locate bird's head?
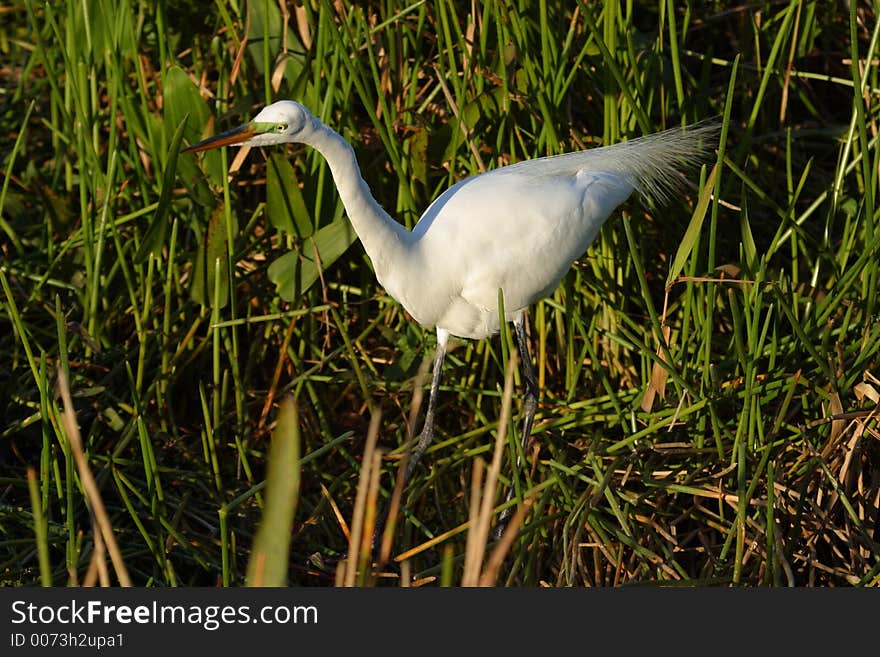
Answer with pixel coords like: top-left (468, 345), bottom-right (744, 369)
top-left (183, 100), bottom-right (316, 153)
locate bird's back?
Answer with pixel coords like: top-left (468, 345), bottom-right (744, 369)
top-left (383, 122), bottom-right (718, 339)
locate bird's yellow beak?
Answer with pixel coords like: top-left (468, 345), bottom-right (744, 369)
top-left (183, 123), bottom-right (256, 153)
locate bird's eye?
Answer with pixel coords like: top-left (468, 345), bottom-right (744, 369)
top-left (276, 124), bottom-right (287, 133)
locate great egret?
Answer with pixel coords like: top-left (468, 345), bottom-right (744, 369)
top-left (184, 100), bottom-right (717, 531)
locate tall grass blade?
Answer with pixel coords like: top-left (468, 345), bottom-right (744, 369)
top-left (246, 396), bottom-right (301, 586)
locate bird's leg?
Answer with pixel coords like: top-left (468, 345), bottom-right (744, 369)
top-left (406, 328), bottom-right (449, 481)
top-left (373, 328), bottom-right (449, 555)
top-left (513, 314), bottom-right (539, 446)
top-left (495, 313), bottom-right (538, 537)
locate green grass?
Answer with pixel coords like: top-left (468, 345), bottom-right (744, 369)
top-left (1, 0), bottom-right (879, 587)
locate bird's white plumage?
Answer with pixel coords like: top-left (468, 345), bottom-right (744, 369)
top-left (185, 99), bottom-right (717, 512)
top-left (189, 100), bottom-right (717, 340)
top-left (187, 100), bottom-right (717, 338)
top-left (398, 166), bottom-right (632, 337)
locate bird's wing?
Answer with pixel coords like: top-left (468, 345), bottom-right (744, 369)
top-left (420, 121), bottom-right (717, 222)
top-left (401, 124), bottom-right (717, 337)
top-left (414, 149), bottom-right (630, 237)
top-left (407, 161), bottom-right (633, 337)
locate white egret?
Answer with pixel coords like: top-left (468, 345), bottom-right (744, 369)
top-left (184, 100), bottom-right (717, 531)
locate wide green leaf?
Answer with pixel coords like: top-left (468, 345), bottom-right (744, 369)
top-left (246, 0), bottom-right (300, 82)
top-left (134, 113), bottom-right (187, 264)
top-left (190, 204), bottom-right (230, 308)
top-left (268, 219), bottom-right (358, 301)
top-left (665, 163), bottom-right (717, 289)
top-left (163, 65), bottom-right (222, 198)
top-left (739, 194), bottom-right (757, 275)
top-left (266, 153), bottom-right (314, 238)
top-left (245, 397), bottom-right (300, 587)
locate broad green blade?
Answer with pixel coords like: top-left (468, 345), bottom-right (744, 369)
top-left (134, 113), bottom-right (187, 264)
top-left (267, 152), bottom-right (314, 238)
top-left (666, 163), bottom-right (717, 288)
top-left (164, 65), bottom-right (223, 195)
top-left (190, 203), bottom-right (230, 308)
top-left (739, 194), bottom-right (757, 274)
top-left (268, 218), bottom-right (357, 301)
top-left (246, 397), bottom-right (300, 587)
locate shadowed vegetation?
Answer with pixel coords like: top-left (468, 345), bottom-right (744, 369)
top-left (1, 1), bottom-right (878, 586)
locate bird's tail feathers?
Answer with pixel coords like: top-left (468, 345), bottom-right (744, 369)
top-left (598, 119), bottom-right (721, 205)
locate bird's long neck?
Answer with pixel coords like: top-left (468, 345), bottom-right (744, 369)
top-left (306, 124), bottom-right (411, 276)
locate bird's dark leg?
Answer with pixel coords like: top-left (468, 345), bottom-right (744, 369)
top-left (406, 328), bottom-right (449, 481)
top-left (495, 312), bottom-right (538, 538)
top-left (373, 328), bottom-right (449, 555)
top-left (513, 314), bottom-right (539, 448)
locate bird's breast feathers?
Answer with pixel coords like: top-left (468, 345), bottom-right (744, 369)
top-left (378, 168), bottom-right (634, 339)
